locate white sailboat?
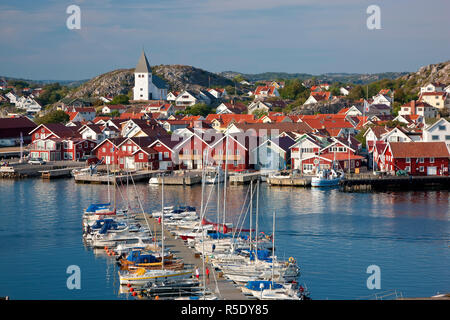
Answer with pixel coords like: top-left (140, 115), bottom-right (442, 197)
top-left (118, 178), bottom-right (192, 286)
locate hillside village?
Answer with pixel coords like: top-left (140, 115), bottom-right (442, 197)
top-left (1, 52), bottom-right (450, 177)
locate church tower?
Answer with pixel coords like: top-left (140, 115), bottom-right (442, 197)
top-left (133, 51), bottom-right (152, 101)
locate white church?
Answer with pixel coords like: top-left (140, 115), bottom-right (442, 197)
top-left (133, 51), bottom-right (168, 101)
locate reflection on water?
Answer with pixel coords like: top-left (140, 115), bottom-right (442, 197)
top-left (0, 179), bottom-right (449, 299)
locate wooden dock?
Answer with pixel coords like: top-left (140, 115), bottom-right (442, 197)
top-left (267, 176), bottom-right (311, 187)
top-left (74, 170), bottom-right (163, 184)
top-left (134, 212), bottom-right (248, 300)
top-left (229, 172), bottom-right (261, 185)
top-left (155, 175), bottom-right (202, 186)
top-left (340, 175), bottom-right (450, 192)
top-left (0, 162), bottom-right (83, 179)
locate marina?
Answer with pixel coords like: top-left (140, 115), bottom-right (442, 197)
top-left (0, 177), bottom-right (449, 300)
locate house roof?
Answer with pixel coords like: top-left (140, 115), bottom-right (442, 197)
top-left (232, 122), bottom-right (313, 136)
top-left (29, 123), bottom-right (80, 139)
top-left (389, 142), bottom-right (450, 158)
top-left (105, 104), bottom-right (127, 110)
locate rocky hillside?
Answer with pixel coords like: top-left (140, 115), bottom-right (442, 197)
top-left (397, 60), bottom-right (450, 94)
top-left (64, 65), bottom-right (234, 100)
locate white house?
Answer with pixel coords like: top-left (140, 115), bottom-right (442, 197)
top-left (247, 100), bottom-right (271, 115)
top-left (78, 124), bottom-right (107, 143)
top-left (15, 96), bottom-right (42, 113)
top-left (132, 51), bottom-right (168, 101)
top-left (340, 87), bottom-right (351, 96)
top-left (398, 101), bottom-right (438, 119)
top-left (420, 82), bottom-right (446, 94)
top-left (5, 92), bottom-right (18, 104)
top-left (102, 104), bottom-right (127, 114)
top-left (175, 90), bottom-right (198, 108)
top-left (208, 88), bottom-right (227, 99)
top-left (422, 118), bottom-right (450, 151)
top-left (371, 93), bottom-right (392, 107)
top-left (167, 92), bottom-right (179, 102)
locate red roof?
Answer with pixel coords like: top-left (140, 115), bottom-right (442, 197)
top-left (389, 142), bottom-right (450, 158)
top-left (310, 91), bottom-right (331, 101)
top-left (254, 85), bottom-right (277, 96)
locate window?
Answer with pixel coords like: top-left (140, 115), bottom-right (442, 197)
top-left (430, 157), bottom-right (434, 163)
top-left (164, 152), bottom-right (169, 158)
top-left (419, 166), bottom-right (424, 172)
top-left (102, 147), bottom-right (106, 153)
top-left (405, 166), bottom-right (411, 172)
top-left (138, 153), bottom-right (144, 160)
top-left (406, 157), bottom-right (411, 163)
top-left (41, 128), bottom-right (45, 133)
top-left (84, 142), bottom-right (88, 148)
top-left (438, 125), bottom-right (446, 131)
top-left (445, 135), bottom-right (450, 140)
top-left (432, 135), bottom-right (439, 141)
top-left (419, 158), bottom-right (424, 163)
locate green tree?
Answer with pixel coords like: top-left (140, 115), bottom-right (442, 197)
top-left (108, 94), bottom-right (129, 105)
top-left (35, 110), bottom-right (70, 125)
top-left (279, 79), bottom-right (308, 100)
top-left (183, 103), bottom-right (213, 117)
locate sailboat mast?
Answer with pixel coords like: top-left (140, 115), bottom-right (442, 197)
top-left (255, 179), bottom-right (259, 262)
top-left (107, 163), bottom-right (110, 203)
top-left (222, 135), bottom-right (229, 231)
top-left (272, 210), bottom-right (275, 287)
top-left (249, 180), bottom-right (253, 253)
top-left (161, 178), bottom-right (165, 270)
top-left (216, 165), bottom-right (220, 240)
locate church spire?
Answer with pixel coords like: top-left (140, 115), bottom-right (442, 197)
top-left (135, 50), bottom-right (151, 73)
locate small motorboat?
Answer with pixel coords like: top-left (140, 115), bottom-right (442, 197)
top-left (311, 169), bottom-right (343, 187)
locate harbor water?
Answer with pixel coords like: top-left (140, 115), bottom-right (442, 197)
top-left (0, 178), bottom-right (449, 299)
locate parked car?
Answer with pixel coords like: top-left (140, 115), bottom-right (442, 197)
top-left (28, 157), bottom-right (46, 165)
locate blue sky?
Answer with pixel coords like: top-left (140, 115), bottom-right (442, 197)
top-left (1, 0), bottom-right (449, 80)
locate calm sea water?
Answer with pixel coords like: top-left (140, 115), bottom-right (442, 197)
top-left (0, 178), bottom-right (449, 300)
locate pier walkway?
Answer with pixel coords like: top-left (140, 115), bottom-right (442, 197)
top-left (135, 211), bottom-right (248, 300)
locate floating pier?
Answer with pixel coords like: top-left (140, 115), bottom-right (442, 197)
top-left (152, 175), bottom-right (202, 185)
top-left (229, 172), bottom-right (261, 185)
top-left (340, 175), bottom-right (450, 192)
top-left (134, 212), bottom-right (248, 300)
top-left (74, 170), bottom-right (163, 184)
top-left (0, 163), bottom-right (82, 179)
top-left (266, 176), bottom-right (311, 187)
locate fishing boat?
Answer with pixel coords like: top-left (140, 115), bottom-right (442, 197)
top-left (311, 168), bottom-right (343, 187)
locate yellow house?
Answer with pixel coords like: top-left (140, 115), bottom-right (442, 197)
top-left (419, 92), bottom-right (450, 110)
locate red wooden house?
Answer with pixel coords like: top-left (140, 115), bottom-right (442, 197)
top-left (28, 123), bottom-right (97, 161)
top-left (381, 142), bottom-right (449, 176)
top-left (209, 133), bottom-right (250, 171)
top-left (299, 137), bottom-right (364, 174)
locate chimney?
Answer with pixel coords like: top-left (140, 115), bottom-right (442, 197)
top-left (410, 100), bottom-right (416, 115)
